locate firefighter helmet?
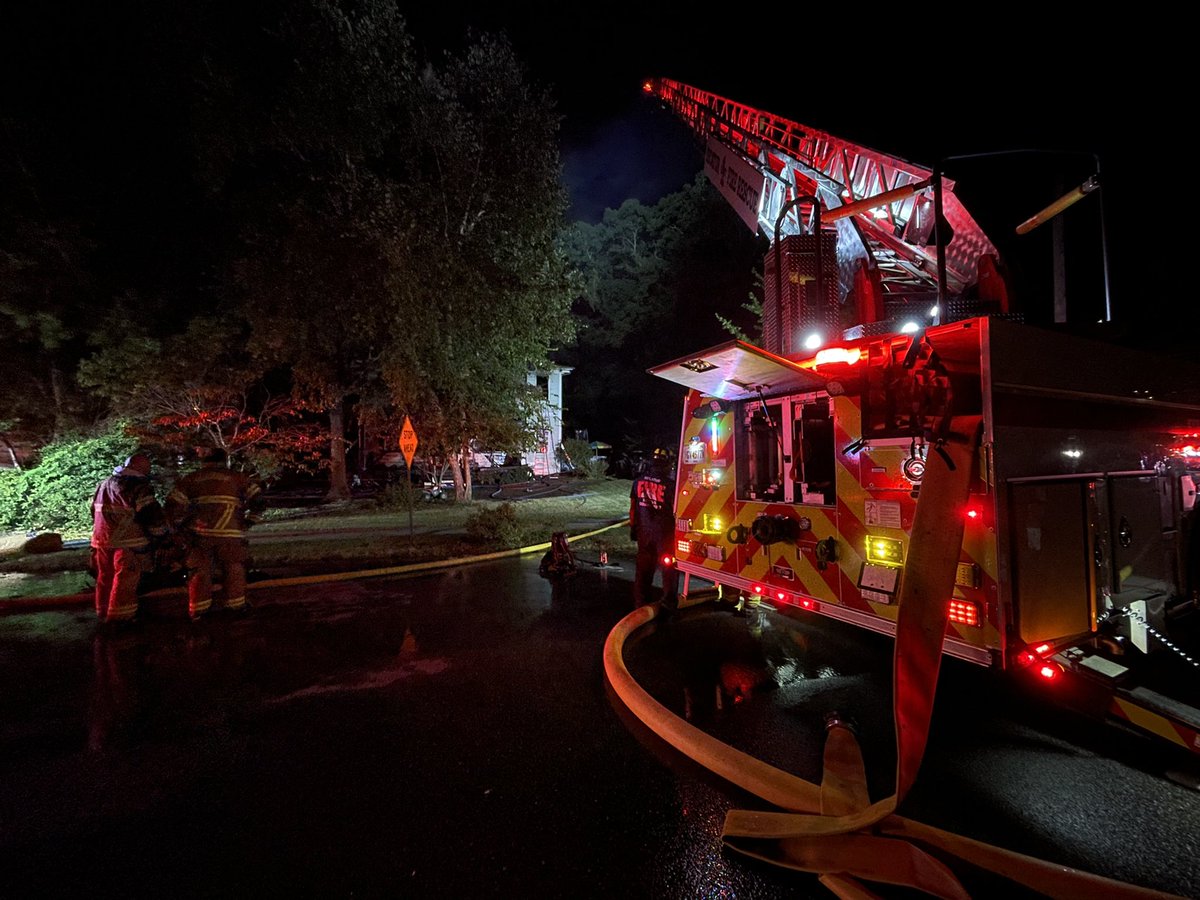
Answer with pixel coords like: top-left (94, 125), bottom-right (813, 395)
top-left (116, 453), bottom-right (152, 477)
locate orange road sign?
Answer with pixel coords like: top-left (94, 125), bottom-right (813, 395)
top-left (399, 417), bottom-right (418, 468)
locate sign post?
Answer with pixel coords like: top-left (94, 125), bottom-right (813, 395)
top-left (399, 416), bottom-right (419, 542)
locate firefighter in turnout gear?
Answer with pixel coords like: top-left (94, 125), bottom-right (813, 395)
top-left (90, 452), bottom-right (169, 624)
top-left (629, 448), bottom-right (678, 613)
top-left (166, 447), bottom-right (263, 620)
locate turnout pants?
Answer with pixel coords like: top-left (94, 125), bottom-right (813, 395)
top-left (93, 547), bottom-right (147, 622)
top-left (186, 535), bottom-right (248, 618)
top-left (634, 529), bottom-right (678, 610)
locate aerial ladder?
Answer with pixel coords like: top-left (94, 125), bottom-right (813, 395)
top-left (642, 77), bottom-right (1012, 347)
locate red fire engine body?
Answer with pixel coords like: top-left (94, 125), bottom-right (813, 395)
top-left (644, 79), bottom-right (1200, 758)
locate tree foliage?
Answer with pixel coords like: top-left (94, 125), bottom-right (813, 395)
top-left (381, 34), bottom-right (575, 499)
top-left (3, 4), bottom-right (577, 508)
top-left (0, 424), bottom-right (139, 533)
top-left (78, 314), bottom-right (325, 480)
top-left (559, 175), bottom-right (763, 454)
top-left (0, 126), bottom-right (98, 439)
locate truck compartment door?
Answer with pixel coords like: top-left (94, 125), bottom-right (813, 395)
top-left (1010, 481), bottom-right (1094, 644)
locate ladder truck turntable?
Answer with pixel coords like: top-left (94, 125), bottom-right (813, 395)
top-left (642, 77), bottom-right (1200, 759)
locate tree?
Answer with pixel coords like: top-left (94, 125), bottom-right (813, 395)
top-left (0, 125), bottom-right (97, 440)
top-left (380, 34), bottom-right (575, 500)
top-left (193, 0), bottom-right (417, 500)
top-left (78, 314), bottom-right (326, 478)
top-left (559, 176), bottom-right (763, 454)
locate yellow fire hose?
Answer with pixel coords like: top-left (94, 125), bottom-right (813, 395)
top-left (3, 520), bottom-right (630, 610)
top-left (604, 417), bottom-right (1179, 899)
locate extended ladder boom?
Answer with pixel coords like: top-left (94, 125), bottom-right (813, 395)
top-left (644, 78), bottom-right (1001, 306)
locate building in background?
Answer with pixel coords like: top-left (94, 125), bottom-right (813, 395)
top-left (473, 366), bottom-right (573, 477)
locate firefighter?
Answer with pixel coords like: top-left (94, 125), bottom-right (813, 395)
top-left (629, 448), bottom-right (678, 614)
top-left (90, 452), bottom-right (169, 625)
top-left (538, 531), bottom-right (577, 579)
top-left (166, 447), bottom-right (263, 621)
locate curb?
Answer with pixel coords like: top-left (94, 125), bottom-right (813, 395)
top-left (1, 520), bottom-right (629, 614)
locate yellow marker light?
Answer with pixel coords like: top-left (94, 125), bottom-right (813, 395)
top-left (865, 536), bottom-right (904, 565)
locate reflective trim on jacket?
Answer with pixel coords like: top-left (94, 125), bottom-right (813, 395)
top-left (91, 475), bottom-right (164, 549)
top-left (167, 466), bottom-right (259, 539)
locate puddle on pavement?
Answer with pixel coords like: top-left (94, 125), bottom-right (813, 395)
top-left (0, 570), bottom-right (92, 600)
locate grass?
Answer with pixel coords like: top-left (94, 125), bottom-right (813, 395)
top-left (0, 477), bottom-right (635, 580)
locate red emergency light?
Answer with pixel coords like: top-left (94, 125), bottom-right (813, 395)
top-left (948, 599), bottom-right (979, 626)
top-left (965, 505), bottom-right (983, 521)
top-left (752, 584), bottom-right (765, 595)
top-left (662, 555), bottom-right (675, 567)
top-left (799, 597), bottom-right (819, 611)
top-left (1015, 642), bottom-right (1057, 667)
top-left (1038, 664), bottom-right (1062, 681)
top-left (813, 347), bottom-right (863, 368)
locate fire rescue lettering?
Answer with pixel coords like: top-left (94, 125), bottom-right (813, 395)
top-left (637, 480), bottom-right (667, 510)
top-left (703, 139), bottom-right (762, 232)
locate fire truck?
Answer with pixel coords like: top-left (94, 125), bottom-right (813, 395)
top-left (642, 78), bottom-right (1200, 758)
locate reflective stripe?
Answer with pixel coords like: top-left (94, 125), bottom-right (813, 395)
top-left (225, 596), bottom-right (246, 609)
top-left (245, 484), bottom-right (262, 498)
top-left (193, 528), bottom-right (243, 538)
top-left (167, 489), bottom-right (188, 503)
top-left (195, 494), bottom-right (239, 503)
top-left (190, 598), bottom-right (213, 614)
top-left (103, 537), bottom-right (149, 549)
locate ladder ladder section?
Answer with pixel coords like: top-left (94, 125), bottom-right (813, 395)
top-left (646, 78), bottom-right (999, 301)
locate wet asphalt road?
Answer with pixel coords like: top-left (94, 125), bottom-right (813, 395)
top-left (1, 557), bottom-right (1198, 899)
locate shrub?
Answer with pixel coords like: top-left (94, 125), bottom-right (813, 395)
top-left (464, 502), bottom-right (522, 546)
top-left (475, 464), bottom-right (534, 487)
top-left (377, 481), bottom-right (417, 510)
top-left (559, 438), bottom-right (607, 479)
top-left (1, 426), bottom-right (140, 534)
top-left (0, 470), bottom-right (30, 532)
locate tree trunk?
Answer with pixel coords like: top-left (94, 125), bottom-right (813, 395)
top-left (450, 443), bottom-right (474, 502)
top-left (0, 435), bottom-right (21, 471)
top-left (326, 404), bottom-right (350, 501)
top-left (49, 362), bottom-right (67, 439)
top-left (461, 443), bottom-right (473, 502)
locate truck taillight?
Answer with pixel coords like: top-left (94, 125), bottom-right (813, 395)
top-left (752, 584), bottom-right (765, 595)
top-left (799, 597), bottom-right (819, 611)
top-left (662, 555), bottom-right (675, 567)
top-left (1038, 663), bottom-right (1062, 681)
top-left (948, 599), bottom-right (979, 626)
top-left (1016, 643), bottom-right (1054, 667)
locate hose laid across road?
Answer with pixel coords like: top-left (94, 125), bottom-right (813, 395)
top-left (1, 519), bottom-right (630, 612)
